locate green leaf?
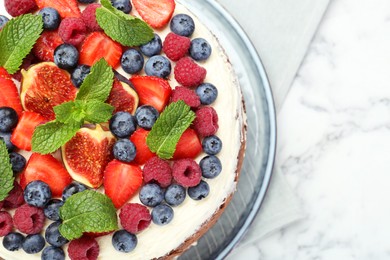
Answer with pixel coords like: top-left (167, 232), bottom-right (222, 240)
top-left (0, 14), bottom-right (43, 74)
top-left (54, 101), bottom-right (85, 124)
top-left (147, 101), bottom-right (195, 159)
top-left (76, 59), bottom-right (114, 102)
top-left (0, 141), bottom-right (14, 201)
top-left (84, 101), bottom-right (114, 123)
top-left (96, 0), bottom-right (154, 46)
top-left (59, 190), bottom-right (118, 240)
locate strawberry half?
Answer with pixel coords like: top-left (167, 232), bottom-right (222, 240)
top-left (33, 30), bottom-right (64, 62)
top-left (130, 128), bottom-right (155, 165)
top-left (35, 0), bottom-right (81, 18)
top-left (0, 69), bottom-right (23, 117)
top-left (10, 111), bottom-right (46, 151)
top-left (133, 0), bottom-right (175, 29)
top-left (79, 32), bottom-right (122, 68)
top-left (20, 153), bottom-right (73, 197)
top-left (130, 75), bottom-right (172, 112)
top-left (104, 160), bottom-right (143, 208)
top-left (173, 128), bottom-right (202, 160)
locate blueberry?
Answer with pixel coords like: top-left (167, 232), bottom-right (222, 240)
top-left (190, 38), bottom-right (212, 61)
top-left (188, 180), bottom-right (210, 200)
top-left (54, 44), bottom-right (79, 70)
top-left (196, 83), bottom-right (218, 105)
top-left (202, 135), bottom-right (222, 155)
top-left (0, 107), bottom-right (18, 132)
top-left (3, 232), bottom-right (24, 251)
top-left (62, 182), bottom-right (88, 201)
top-left (121, 49), bottom-right (144, 74)
top-left (0, 15), bottom-right (9, 30)
top-left (78, 0), bottom-right (96, 3)
top-left (140, 33), bottom-right (162, 57)
top-left (111, 0), bottom-right (132, 14)
top-left (38, 7), bottom-right (61, 30)
top-left (22, 234), bottom-right (45, 254)
top-left (41, 246), bottom-right (65, 260)
top-left (135, 105), bottom-right (159, 130)
top-left (200, 155), bottom-right (222, 179)
top-left (24, 180), bottom-right (52, 207)
top-left (113, 139), bottom-right (136, 163)
top-left (109, 111), bottom-right (137, 138)
top-left (151, 204), bottom-right (174, 225)
top-left (9, 152), bottom-right (26, 174)
top-left (71, 65), bottom-right (91, 88)
top-left (164, 184), bottom-right (186, 206)
top-left (45, 221), bottom-right (69, 247)
top-left (145, 55), bottom-right (171, 78)
top-left (112, 230), bottom-right (137, 253)
top-left (170, 14), bottom-right (195, 37)
top-left (44, 199), bottom-right (64, 221)
top-left (139, 183), bottom-right (164, 207)
top-left (0, 131), bottom-right (15, 152)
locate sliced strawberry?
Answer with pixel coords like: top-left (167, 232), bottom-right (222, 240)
top-left (35, 0), bottom-right (81, 18)
top-left (33, 30), bottom-right (64, 62)
top-left (133, 0), bottom-right (175, 29)
top-left (10, 111), bottom-right (47, 151)
top-left (0, 72), bottom-right (23, 117)
top-left (130, 75), bottom-right (172, 112)
top-left (20, 153), bottom-right (73, 197)
top-left (130, 128), bottom-right (155, 165)
top-left (173, 128), bottom-right (202, 160)
top-left (104, 160), bottom-right (143, 208)
top-left (79, 32), bottom-right (122, 68)
top-left (0, 67), bottom-right (12, 80)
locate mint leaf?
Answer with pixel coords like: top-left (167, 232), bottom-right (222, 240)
top-left (147, 101), bottom-right (195, 159)
top-left (59, 190), bottom-right (118, 240)
top-left (96, 0), bottom-right (154, 46)
top-left (76, 59), bottom-right (114, 102)
top-left (0, 14), bottom-right (43, 74)
top-left (53, 101), bottom-right (84, 123)
top-left (0, 141), bottom-right (14, 201)
top-left (84, 101), bottom-right (114, 123)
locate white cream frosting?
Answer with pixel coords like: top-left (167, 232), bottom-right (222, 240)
top-left (0, 2), bottom-right (245, 259)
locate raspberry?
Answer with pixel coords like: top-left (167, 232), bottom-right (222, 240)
top-left (58, 17), bottom-right (87, 46)
top-left (0, 211), bottom-right (13, 236)
top-left (163, 32), bottom-right (191, 61)
top-left (143, 157), bottom-right (172, 188)
top-left (171, 86), bottom-right (200, 109)
top-left (68, 236), bottom-right (99, 260)
top-left (81, 4), bottom-right (102, 32)
top-left (4, 0), bottom-right (37, 17)
top-left (119, 203), bottom-right (151, 234)
top-left (174, 57), bottom-right (207, 88)
top-left (3, 181), bottom-right (24, 209)
top-left (193, 107), bottom-right (219, 137)
top-left (13, 204), bottom-right (45, 234)
top-left (0, 201), bottom-right (3, 210)
top-left (172, 159), bottom-right (202, 187)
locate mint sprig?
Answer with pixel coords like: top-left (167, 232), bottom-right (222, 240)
top-left (59, 190), bottom-right (118, 240)
top-left (0, 141), bottom-right (14, 201)
top-left (96, 0), bottom-right (154, 46)
top-left (0, 14), bottom-right (43, 74)
top-left (147, 101), bottom-right (195, 159)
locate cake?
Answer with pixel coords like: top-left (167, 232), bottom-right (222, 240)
top-left (0, 0), bottom-right (246, 259)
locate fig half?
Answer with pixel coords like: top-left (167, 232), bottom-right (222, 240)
top-left (107, 79), bottom-right (139, 115)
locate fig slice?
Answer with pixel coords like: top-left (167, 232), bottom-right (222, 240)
top-left (107, 79), bottom-right (139, 115)
top-left (21, 62), bottom-right (78, 120)
top-left (61, 125), bottom-right (116, 188)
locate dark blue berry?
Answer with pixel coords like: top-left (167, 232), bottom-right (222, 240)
top-left (121, 49), bottom-right (144, 74)
top-left (0, 15), bottom-right (9, 30)
top-left (41, 246), bottom-right (65, 260)
top-left (196, 83), bottom-right (218, 105)
top-left (139, 183), bottom-right (164, 207)
top-left (112, 230), bottom-right (137, 253)
top-left (140, 33), bottom-right (162, 57)
top-left (200, 155), bottom-right (222, 179)
top-left (111, 0), bottom-right (132, 14)
top-left (23, 180), bottom-right (52, 208)
top-left (188, 180), bottom-right (209, 200)
top-left (113, 139), bottom-right (136, 163)
top-left (202, 135), bottom-right (222, 155)
top-left (2, 232), bottom-right (24, 251)
top-left (9, 152), bottom-right (26, 174)
top-left (45, 221), bottom-right (69, 247)
top-left (151, 204), bottom-right (174, 225)
top-left (0, 107), bottom-right (18, 132)
top-left (38, 7), bottom-right (61, 30)
top-left (135, 105), bottom-right (159, 130)
top-left (164, 184), bottom-right (186, 206)
top-left (190, 38), bottom-right (212, 61)
top-left (145, 55), bottom-right (171, 78)
top-left (62, 182), bottom-right (88, 201)
top-left (44, 199), bottom-right (64, 221)
top-left (22, 234), bottom-right (45, 254)
top-left (71, 65), bottom-right (91, 88)
top-left (109, 111), bottom-right (136, 138)
top-left (54, 44), bottom-right (79, 70)
top-left (0, 131), bottom-right (15, 152)
top-left (78, 0), bottom-right (96, 3)
top-left (170, 14), bottom-right (195, 37)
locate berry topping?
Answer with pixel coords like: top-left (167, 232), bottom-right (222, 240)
top-left (135, 105), bottom-right (159, 130)
top-left (145, 55), bottom-right (172, 79)
top-left (4, 0), bottom-right (37, 17)
top-left (142, 156), bottom-right (172, 188)
top-left (119, 203), bottom-right (151, 234)
top-left (23, 180), bottom-right (52, 208)
top-left (9, 152), bottom-right (26, 174)
top-left (2, 232), bottom-right (24, 252)
top-left (170, 14), bottom-right (195, 37)
top-left (3, 181), bottom-right (24, 209)
top-left (200, 155), bottom-right (222, 179)
top-left (81, 3), bottom-right (102, 32)
top-left (193, 106), bottom-right (219, 137)
top-left (139, 183), bottom-right (164, 207)
top-left (174, 57), bottom-right (207, 88)
top-left (202, 135), bottom-right (222, 155)
top-left (45, 221), bottom-right (69, 247)
top-left (173, 128), bottom-right (202, 160)
top-left (133, 0), bottom-right (175, 29)
top-left (54, 43), bottom-right (79, 69)
top-left (151, 204), bottom-right (174, 225)
top-left (71, 64), bottom-right (91, 88)
top-left (190, 38), bottom-right (212, 61)
top-left (196, 83), bottom-right (218, 105)
top-left (33, 30), bottom-right (64, 62)
top-left (39, 7), bottom-right (61, 30)
top-left (0, 107), bottom-right (18, 132)
top-left (140, 33), bottom-right (162, 57)
top-left (112, 230), bottom-right (137, 253)
top-left (171, 86), bottom-right (201, 109)
top-left (163, 32), bottom-right (191, 61)
top-left (111, 0), bottom-right (132, 14)
top-left (13, 204), bottom-right (45, 234)
top-left (109, 111), bottom-right (137, 138)
top-left (22, 234), bottom-right (45, 254)
top-left (188, 180), bottom-right (210, 200)
top-left (58, 17), bottom-right (87, 46)
top-left (165, 184), bottom-right (186, 206)
top-left (0, 15), bottom-right (9, 30)
top-left (0, 211), bottom-right (13, 236)
top-left (35, 0), bottom-right (81, 19)
top-left (121, 48), bottom-right (144, 74)
top-left (68, 236), bottom-right (99, 260)
top-left (43, 199), bottom-right (64, 221)
top-left (62, 182), bottom-right (88, 201)
top-left (112, 139), bottom-right (137, 163)
top-left (41, 246), bottom-right (65, 260)
top-left (172, 159), bottom-right (202, 187)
